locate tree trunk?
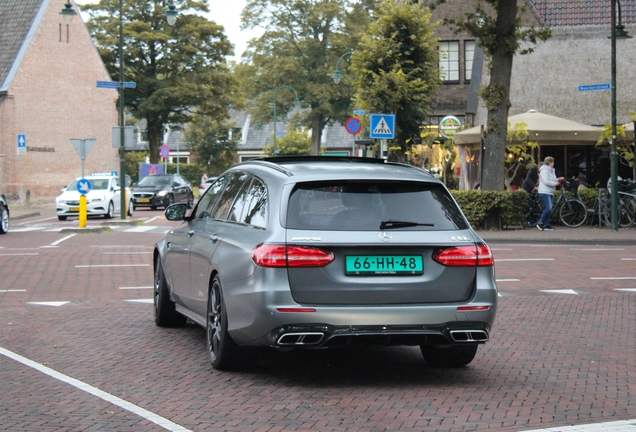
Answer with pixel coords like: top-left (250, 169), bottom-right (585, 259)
top-left (147, 118), bottom-right (163, 164)
top-left (310, 114), bottom-right (324, 156)
top-left (480, 0), bottom-right (517, 191)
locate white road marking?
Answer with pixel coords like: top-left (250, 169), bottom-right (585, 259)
top-left (0, 289), bottom-right (27, 293)
top-left (591, 276), bottom-right (636, 280)
top-left (103, 251), bottom-right (152, 255)
top-left (7, 227), bottom-right (43, 232)
top-left (119, 286), bottom-right (153, 290)
top-left (496, 279), bottom-right (520, 282)
top-left (615, 288), bottom-right (636, 292)
top-left (540, 289), bottom-right (579, 295)
top-left (16, 216), bottom-right (58, 225)
top-left (621, 258), bottom-right (636, 260)
top-left (569, 248), bottom-right (625, 251)
top-left (0, 346), bottom-right (192, 432)
top-left (27, 301), bottom-right (70, 307)
top-left (523, 418), bottom-right (636, 431)
top-left (90, 245), bottom-right (148, 248)
top-left (125, 299), bottom-right (154, 304)
top-left (496, 258), bottom-right (555, 262)
top-left (50, 234), bottom-right (76, 246)
top-left (126, 226), bottom-right (158, 232)
top-left (0, 253), bottom-right (39, 257)
top-left (144, 216), bottom-right (161, 223)
top-left (75, 264), bottom-right (149, 268)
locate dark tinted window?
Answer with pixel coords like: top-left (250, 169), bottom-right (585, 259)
top-left (287, 181), bottom-right (467, 231)
top-left (240, 178), bottom-right (267, 228)
top-left (212, 173), bottom-right (251, 220)
top-left (226, 177), bottom-right (253, 222)
top-left (194, 174), bottom-right (232, 219)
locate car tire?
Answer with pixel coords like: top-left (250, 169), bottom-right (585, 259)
top-left (127, 200), bottom-right (134, 217)
top-left (154, 258), bottom-right (186, 327)
top-left (165, 194), bottom-right (174, 209)
top-left (105, 201), bottom-right (114, 219)
top-left (420, 344), bottom-right (478, 367)
top-left (0, 207), bottom-right (8, 234)
top-left (207, 275), bottom-right (242, 370)
top-left (58, 216), bottom-right (67, 221)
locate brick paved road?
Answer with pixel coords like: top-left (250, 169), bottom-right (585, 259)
top-left (1, 225), bottom-right (635, 431)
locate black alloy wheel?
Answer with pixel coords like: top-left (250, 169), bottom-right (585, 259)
top-left (207, 275), bottom-right (242, 370)
top-left (154, 258), bottom-right (186, 327)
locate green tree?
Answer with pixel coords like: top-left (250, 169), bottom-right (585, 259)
top-left (262, 127), bottom-right (312, 156)
top-left (349, 0), bottom-right (440, 161)
top-left (504, 122), bottom-right (538, 190)
top-left (240, 0), bottom-right (373, 155)
top-left (441, 0), bottom-right (551, 190)
top-left (185, 115), bottom-right (238, 176)
top-left (81, 0), bottom-right (240, 163)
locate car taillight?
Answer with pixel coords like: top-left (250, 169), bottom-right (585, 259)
top-left (251, 244), bottom-right (335, 268)
top-left (432, 244), bottom-right (494, 267)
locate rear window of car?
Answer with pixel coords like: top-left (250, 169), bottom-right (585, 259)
top-left (286, 181), bottom-right (468, 231)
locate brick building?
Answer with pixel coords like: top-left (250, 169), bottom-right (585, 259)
top-left (0, 0), bottom-right (118, 200)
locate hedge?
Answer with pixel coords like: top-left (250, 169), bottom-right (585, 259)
top-left (450, 190), bottom-right (528, 230)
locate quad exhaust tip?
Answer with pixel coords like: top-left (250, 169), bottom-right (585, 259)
top-left (450, 330), bottom-right (489, 342)
top-left (277, 332), bottom-right (324, 346)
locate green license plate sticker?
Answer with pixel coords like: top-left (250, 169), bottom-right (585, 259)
top-left (345, 255), bottom-right (423, 275)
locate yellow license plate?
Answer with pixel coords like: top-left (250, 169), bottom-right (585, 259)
top-left (70, 207), bottom-right (79, 212)
top-left (137, 199), bottom-right (150, 203)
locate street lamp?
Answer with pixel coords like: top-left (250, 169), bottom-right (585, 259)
top-left (59, 2), bottom-right (77, 24)
top-left (610, 0), bottom-right (631, 231)
top-left (332, 49), bottom-right (353, 84)
top-left (272, 85), bottom-right (301, 155)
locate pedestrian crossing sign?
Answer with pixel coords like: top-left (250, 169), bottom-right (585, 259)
top-left (369, 114), bottom-right (395, 139)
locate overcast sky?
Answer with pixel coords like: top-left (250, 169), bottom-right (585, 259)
top-left (73, 0), bottom-right (261, 62)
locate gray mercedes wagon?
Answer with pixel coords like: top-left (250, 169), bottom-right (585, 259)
top-left (154, 157), bottom-right (497, 370)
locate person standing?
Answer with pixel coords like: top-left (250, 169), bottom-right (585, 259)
top-left (537, 157), bottom-right (564, 231)
top-left (522, 162), bottom-right (544, 194)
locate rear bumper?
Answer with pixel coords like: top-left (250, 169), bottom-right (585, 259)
top-left (263, 321), bottom-right (491, 348)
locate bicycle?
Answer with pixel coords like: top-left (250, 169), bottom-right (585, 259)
top-left (523, 178), bottom-right (587, 228)
top-left (554, 178), bottom-right (588, 227)
top-left (583, 186), bottom-right (610, 227)
top-left (604, 178), bottom-right (636, 228)
top-left (523, 192), bottom-right (544, 228)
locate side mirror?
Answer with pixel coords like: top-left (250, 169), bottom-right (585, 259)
top-left (165, 203), bottom-right (188, 221)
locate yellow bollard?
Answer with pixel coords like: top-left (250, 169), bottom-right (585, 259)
top-left (79, 194), bottom-right (87, 228)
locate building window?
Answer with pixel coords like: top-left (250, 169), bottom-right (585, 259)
top-left (465, 40), bottom-right (476, 81)
top-left (439, 41), bottom-right (459, 82)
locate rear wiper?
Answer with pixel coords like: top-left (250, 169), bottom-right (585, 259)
top-left (379, 220), bottom-right (435, 230)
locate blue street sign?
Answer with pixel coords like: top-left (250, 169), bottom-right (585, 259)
top-left (353, 109), bottom-right (366, 115)
top-left (77, 178), bottom-right (92, 195)
top-left (578, 83), bottom-right (611, 92)
top-left (160, 144), bottom-right (170, 158)
top-left (96, 80), bottom-right (120, 89)
top-left (345, 117), bottom-right (362, 135)
top-left (96, 81), bottom-right (136, 89)
top-left (17, 134), bottom-right (26, 155)
top-left (369, 114), bottom-right (395, 139)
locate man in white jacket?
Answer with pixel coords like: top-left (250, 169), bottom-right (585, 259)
top-left (537, 156), bottom-right (564, 231)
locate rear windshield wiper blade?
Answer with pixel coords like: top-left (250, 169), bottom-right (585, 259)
top-left (379, 220), bottom-right (435, 230)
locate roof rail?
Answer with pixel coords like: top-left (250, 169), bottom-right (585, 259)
top-left (258, 156), bottom-right (388, 165)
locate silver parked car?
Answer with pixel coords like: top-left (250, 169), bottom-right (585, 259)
top-left (154, 157), bottom-right (497, 370)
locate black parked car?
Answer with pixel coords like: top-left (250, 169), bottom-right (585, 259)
top-left (0, 194), bottom-right (9, 234)
top-left (131, 174), bottom-right (194, 210)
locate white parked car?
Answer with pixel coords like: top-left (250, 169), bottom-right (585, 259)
top-left (197, 176), bottom-right (218, 197)
top-left (55, 174), bottom-right (134, 221)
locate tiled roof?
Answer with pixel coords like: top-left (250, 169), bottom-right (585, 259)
top-left (0, 0), bottom-right (43, 91)
top-left (529, 0), bottom-right (636, 26)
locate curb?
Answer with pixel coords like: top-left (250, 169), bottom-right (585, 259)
top-left (9, 211), bottom-right (41, 221)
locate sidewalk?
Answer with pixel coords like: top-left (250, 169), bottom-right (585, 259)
top-left (7, 201), bottom-right (636, 244)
